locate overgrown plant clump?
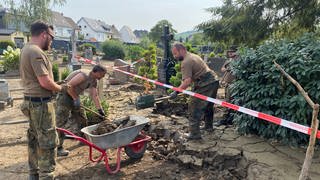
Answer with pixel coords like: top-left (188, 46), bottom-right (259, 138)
top-left (168, 62), bottom-right (182, 92)
top-left (231, 33), bottom-right (320, 146)
top-left (137, 45), bottom-right (157, 91)
top-left (52, 63), bottom-right (59, 81)
top-left (101, 40), bottom-right (126, 60)
top-left (81, 96), bottom-right (109, 123)
top-left (0, 46), bottom-right (20, 72)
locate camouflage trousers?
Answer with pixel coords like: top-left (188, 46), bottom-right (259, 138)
top-left (56, 92), bottom-right (87, 147)
top-left (20, 100), bottom-right (58, 180)
top-left (189, 71), bottom-right (219, 135)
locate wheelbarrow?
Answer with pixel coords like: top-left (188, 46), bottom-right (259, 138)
top-left (57, 115), bottom-right (151, 174)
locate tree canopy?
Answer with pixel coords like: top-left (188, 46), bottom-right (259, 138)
top-left (197, 0), bottom-right (320, 47)
top-left (149, 19), bottom-right (177, 45)
top-left (2, 0), bottom-right (66, 28)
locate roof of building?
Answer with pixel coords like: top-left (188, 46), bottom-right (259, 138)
top-left (51, 11), bottom-right (72, 28)
top-left (119, 26), bottom-right (139, 44)
top-left (79, 17), bottom-right (111, 34)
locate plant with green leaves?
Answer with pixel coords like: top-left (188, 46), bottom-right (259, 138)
top-left (0, 46), bottom-right (20, 72)
top-left (52, 63), bottom-right (59, 81)
top-left (61, 67), bottom-right (71, 80)
top-left (231, 33), bottom-right (320, 146)
top-left (0, 40), bottom-right (15, 54)
top-left (137, 45), bottom-right (157, 85)
top-left (125, 45), bottom-right (144, 61)
top-left (81, 96), bottom-right (109, 123)
top-left (101, 40), bottom-right (126, 60)
top-left (168, 62), bottom-right (182, 93)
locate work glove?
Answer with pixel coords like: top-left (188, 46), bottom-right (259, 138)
top-left (73, 98), bottom-right (81, 110)
top-left (97, 108), bottom-right (106, 119)
top-left (169, 91), bottom-right (178, 99)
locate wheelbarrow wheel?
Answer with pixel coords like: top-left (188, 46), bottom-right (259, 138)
top-left (125, 135), bottom-right (147, 159)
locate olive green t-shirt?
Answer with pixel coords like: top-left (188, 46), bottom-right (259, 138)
top-left (20, 42), bottom-right (54, 97)
top-left (181, 52), bottom-right (211, 81)
top-left (64, 69), bottom-right (97, 95)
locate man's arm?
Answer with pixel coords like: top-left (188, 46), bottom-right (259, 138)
top-left (178, 77), bottom-right (192, 90)
top-left (37, 75), bottom-right (61, 92)
top-left (89, 87), bottom-right (102, 109)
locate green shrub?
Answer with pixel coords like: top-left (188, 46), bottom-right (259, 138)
top-left (138, 45), bottom-right (157, 79)
top-left (101, 40), bottom-right (126, 60)
top-left (231, 33), bottom-right (320, 146)
top-left (209, 52), bottom-right (215, 58)
top-left (125, 45), bottom-right (144, 61)
top-left (1, 46), bottom-right (20, 72)
top-left (61, 68), bottom-right (71, 80)
top-left (0, 40), bottom-right (15, 54)
top-left (52, 63), bottom-right (59, 81)
top-left (168, 62), bottom-right (182, 93)
top-left (79, 43), bottom-right (97, 55)
top-left (62, 55), bottom-right (68, 63)
top-left (81, 96), bottom-right (109, 123)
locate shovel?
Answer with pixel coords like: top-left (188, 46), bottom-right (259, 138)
top-left (135, 94), bottom-right (180, 109)
top-left (81, 105), bottom-right (107, 120)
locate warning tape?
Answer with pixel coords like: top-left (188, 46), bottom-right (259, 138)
top-left (113, 67), bottom-right (320, 139)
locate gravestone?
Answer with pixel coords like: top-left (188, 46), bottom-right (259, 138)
top-left (114, 59), bottom-right (130, 83)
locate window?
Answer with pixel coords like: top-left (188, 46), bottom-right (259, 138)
top-left (86, 33), bottom-right (89, 36)
top-left (84, 25), bottom-right (87, 28)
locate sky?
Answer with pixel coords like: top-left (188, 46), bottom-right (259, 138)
top-left (52, 0), bottom-right (222, 33)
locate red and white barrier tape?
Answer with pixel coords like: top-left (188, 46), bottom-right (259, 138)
top-left (113, 67), bottom-right (320, 139)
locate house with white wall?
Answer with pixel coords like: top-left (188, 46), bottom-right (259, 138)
top-left (50, 11), bottom-right (79, 41)
top-left (77, 17), bottom-right (113, 42)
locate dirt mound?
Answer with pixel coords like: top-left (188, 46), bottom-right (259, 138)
top-left (91, 117), bottom-right (136, 135)
top-left (153, 100), bottom-right (188, 117)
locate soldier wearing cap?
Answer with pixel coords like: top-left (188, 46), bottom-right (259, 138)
top-left (20, 20), bottom-right (68, 180)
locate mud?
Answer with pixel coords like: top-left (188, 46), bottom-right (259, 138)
top-left (153, 98), bottom-right (189, 117)
top-left (91, 118), bottom-right (137, 135)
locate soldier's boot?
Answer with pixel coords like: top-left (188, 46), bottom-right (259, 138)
top-left (57, 147), bottom-right (69, 157)
top-left (187, 122), bottom-right (202, 141)
top-left (201, 121), bottom-right (214, 132)
top-left (201, 109), bottom-right (214, 132)
top-left (28, 174), bottom-right (39, 180)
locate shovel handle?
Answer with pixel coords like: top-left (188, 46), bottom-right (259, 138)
top-left (81, 105), bottom-right (105, 119)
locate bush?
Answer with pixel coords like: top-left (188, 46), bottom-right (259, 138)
top-left (61, 68), bottom-right (71, 80)
top-left (1, 46), bottom-right (20, 72)
top-left (168, 62), bottom-right (182, 93)
top-left (0, 40), bottom-right (15, 54)
top-left (81, 96), bottom-right (109, 123)
top-left (52, 63), bottom-right (59, 81)
top-left (209, 52), bottom-right (215, 58)
top-left (79, 43), bottom-right (97, 55)
top-left (101, 40), bottom-right (125, 60)
top-left (125, 45), bottom-right (144, 61)
top-left (62, 55), bottom-right (68, 63)
top-left (231, 33), bottom-right (320, 146)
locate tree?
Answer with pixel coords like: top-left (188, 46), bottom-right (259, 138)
top-left (149, 19), bottom-right (177, 45)
top-left (197, 0), bottom-right (320, 47)
top-left (2, 0), bottom-right (66, 28)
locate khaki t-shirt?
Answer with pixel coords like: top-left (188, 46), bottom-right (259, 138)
top-left (64, 69), bottom-right (97, 95)
top-left (181, 52), bottom-right (211, 81)
top-left (20, 42), bottom-right (54, 97)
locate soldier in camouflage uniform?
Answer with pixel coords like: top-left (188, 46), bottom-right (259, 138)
top-left (215, 47), bottom-right (237, 126)
top-left (20, 21), bottom-right (68, 180)
top-left (56, 65), bottom-right (107, 156)
top-left (170, 43), bottom-right (219, 140)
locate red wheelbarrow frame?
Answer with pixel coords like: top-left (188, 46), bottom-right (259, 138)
top-left (56, 128), bottom-right (151, 174)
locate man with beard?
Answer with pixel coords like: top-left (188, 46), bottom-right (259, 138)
top-left (55, 64), bottom-right (107, 156)
top-left (20, 21), bottom-right (68, 180)
top-left (169, 43), bottom-right (219, 140)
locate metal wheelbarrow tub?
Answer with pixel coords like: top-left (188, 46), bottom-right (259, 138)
top-left (81, 115), bottom-right (149, 149)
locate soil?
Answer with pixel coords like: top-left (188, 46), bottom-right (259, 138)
top-left (91, 118), bottom-right (136, 135)
top-left (1, 59), bottom-right (320, 180)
